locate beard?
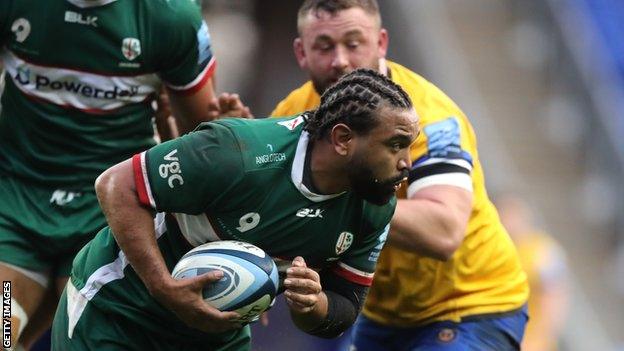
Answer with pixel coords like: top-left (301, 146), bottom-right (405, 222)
top-left (348, 158), bottom-right (408, 206)
top-left (311, 58), bottom-right (381, 95)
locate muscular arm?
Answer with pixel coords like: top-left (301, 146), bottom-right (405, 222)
top-left (167, 78), bottom-right (219, 135)
top-left (95, 158), bottom-right (240, 333)
top-left (388, 184), bottom-right (472, 260)
top-left (95, 159), bottom-right (172, 294)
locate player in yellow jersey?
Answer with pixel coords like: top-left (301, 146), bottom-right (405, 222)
top-left (497, 195), bottom-right (569, 351)
top-left (270, 1), bottom-right (530, 349)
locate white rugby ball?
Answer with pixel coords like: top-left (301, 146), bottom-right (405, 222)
top-left (171, 240), bottom-right (279, 323)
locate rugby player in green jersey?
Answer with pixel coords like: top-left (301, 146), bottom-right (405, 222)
top-left (51, 69), bottom-right (418, 350)
top-left (0, 0), bottom-right (249, 348)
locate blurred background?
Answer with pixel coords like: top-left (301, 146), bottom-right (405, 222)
top-left (202, 0), bottom-right (624, 349)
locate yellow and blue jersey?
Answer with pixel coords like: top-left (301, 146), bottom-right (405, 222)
top-left (272, 60), bottom-right (529, 326)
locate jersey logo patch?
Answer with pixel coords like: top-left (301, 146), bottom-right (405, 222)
top-left (237, 212), bottom-right (260, 232)
top-left (296, 208), bottom-right (323, 218)
top-left (278, 116), bottom-right (304, 131)
top-left (50, 190), bottom-right (82, 206)
top-left (121, 38), bottom-right (141, 61)
top-left (423, 117), bottom-right (462, 158)
top-left (11, 18), bottom-right (31, 43)
top-left (64, 11), bottom-right (98, 27)
top-left (159, 149), bottom-right (184, 188)
top-left (335, 232), bottom-right (353, 255)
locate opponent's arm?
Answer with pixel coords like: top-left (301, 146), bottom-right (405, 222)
top-left (95, 159), bottom-right (241, 333)
top-left (388, 184), bottom-right (472, 260)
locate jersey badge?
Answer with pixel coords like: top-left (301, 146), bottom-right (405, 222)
top-left (278, 116), bottom-right (304, 131)
top-left (11, 18), bottom-right (31, 43)
top-left (335, 232), bottom-right (353, 255)
top-left (121, 38), bottom-right (141, 61)
top-left (50, 190), bottom-right (82, 206)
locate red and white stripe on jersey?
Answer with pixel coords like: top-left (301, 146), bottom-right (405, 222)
top-left (165, 57), bottom-right (216, 96)
top-left (332, 262), bottom-right (375, 286)
top-left (2, 50), bottom-right (159, 113)
top-left (132, 152), bottom-right (156, 209)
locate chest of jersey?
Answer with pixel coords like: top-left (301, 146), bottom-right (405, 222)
top-left (172, 182), bottom-right (366, 270)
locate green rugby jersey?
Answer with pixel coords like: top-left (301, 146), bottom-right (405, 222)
top-left (0, 0), bottom-right (215, 187)
top-left (68, 116), bottom-right (393, 343)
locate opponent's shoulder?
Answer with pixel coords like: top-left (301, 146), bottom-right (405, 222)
top-left (272, 81), bottom-right (319, 117)
top-left (388, 60), bottom-right (468, 126)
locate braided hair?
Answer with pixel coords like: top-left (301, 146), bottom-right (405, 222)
top-left (303, 68), bottom-right (412, 140)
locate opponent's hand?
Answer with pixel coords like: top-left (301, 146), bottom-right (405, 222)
top-left (208, 92), bottom-right (253, 119)
top-left (283, 256), bottom-right (322, 314)
top-left (152, 270), bottom-right (242, 333)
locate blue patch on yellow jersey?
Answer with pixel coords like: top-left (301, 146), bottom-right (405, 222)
top-left (424, 117), bottom-right (462, 157)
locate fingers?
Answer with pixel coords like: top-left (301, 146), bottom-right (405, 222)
top-left (283, 276), bottom-right (321, 295)
top-left (284, 292), bottom-right (316, 313)
top-left (292, 256), bottom-right (306, 268)
top-left (260, 311), bottom-right (270, 326)
top-left (192, 305), bottom-right (243, 333)
top-left (189, 270), bottom-right (224, 291)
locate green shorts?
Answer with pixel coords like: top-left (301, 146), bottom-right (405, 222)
top-left (0, 174), bottom-right (106, 277)
top-left (52, 282), bottom-right (252, 351)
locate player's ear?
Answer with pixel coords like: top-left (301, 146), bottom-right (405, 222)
top-left (378, 28), bottom-right (389, 59)
top-left (294, 38), bottom-right (307, 69)
top-left (330, 123), bottom-right (353, 156)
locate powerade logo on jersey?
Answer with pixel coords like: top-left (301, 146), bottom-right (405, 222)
top-left (13, 68), bottom-right (139, 100)
top-left (197, 21), bottom-right (212, 66)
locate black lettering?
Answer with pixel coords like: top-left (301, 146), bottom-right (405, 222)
top-left (62, 81), bottom-right (81, 93)
top-left (104, 87), bottom-right (117, 99)
top-left (35, 75), bottom-right (49, 89)
top-left (81, 86), bottom-right (93, 97)
top-left (50, 81), bottom-right (63, 90)
top-left (93, 88), bottom-right (102, 98)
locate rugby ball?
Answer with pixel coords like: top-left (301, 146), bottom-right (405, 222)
top-left (171, 240), bottom-right (279, 323)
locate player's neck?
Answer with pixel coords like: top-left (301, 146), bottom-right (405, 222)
top-left (307, 140), bottom-right (350, 195)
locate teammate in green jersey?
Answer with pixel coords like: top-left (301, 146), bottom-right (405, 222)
top-left (51, 69), bottom-right (419, 350)
top-left (0, 0), bottom-right (250, 348)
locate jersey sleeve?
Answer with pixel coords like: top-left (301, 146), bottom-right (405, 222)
top-left (132, 122), bottom-right (244, 214)
top-left (331, 201), bottom-right (394, 286)
top-left (157, 0), bottom-right (215, 95)
top-left (0, 0), bottom-right (14, 46)
top-left (407, 116), bottom-right (475, 197)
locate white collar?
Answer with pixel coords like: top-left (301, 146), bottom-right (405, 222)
top-left (291, 131), bottom-right (346, 202)
top-left (66, 0), bottom-right (118, 8)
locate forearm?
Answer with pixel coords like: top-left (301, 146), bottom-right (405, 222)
top-left (95, 161), bottom-right (172, 296)
top-left (289, 291), bottom-right (329, 332)
top-left (388, 198), bottom-right (467, 260)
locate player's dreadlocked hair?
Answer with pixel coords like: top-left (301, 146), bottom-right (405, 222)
top-left (303, 68), bottom-right (412, 140)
